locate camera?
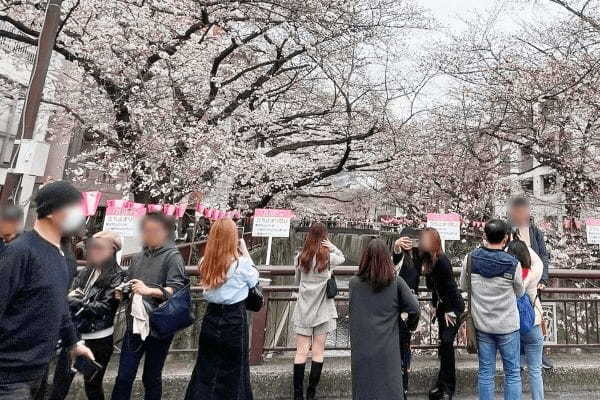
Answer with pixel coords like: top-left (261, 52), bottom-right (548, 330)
top-left (117, 281), bottom-right (133, 295)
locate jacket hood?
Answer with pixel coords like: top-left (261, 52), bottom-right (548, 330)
top-left (143, 241), bottom-right (178, 257)
top-left (471, 247), bottom-right (518, 280)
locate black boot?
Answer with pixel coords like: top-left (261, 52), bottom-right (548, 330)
top-left (293, 363), bottom-right (305, 400)
top-left (306, 361), bottom-right (323, 400)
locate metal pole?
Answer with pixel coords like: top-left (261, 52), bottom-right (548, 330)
top-left (0, 0), bottom-right (63, 205)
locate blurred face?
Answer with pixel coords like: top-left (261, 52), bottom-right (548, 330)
top-left (510, 205), bottom-right (530, 226)
top-left (141, 219), bottom-right (169, 248)
top-left (87, 238), bottom-right (114, 266)
top-left (48, 204), bottom-right (85, 235)
top-left (0, 219), bottom-right (21, 238)
top-left (419, 232), bottom-right (434, 253)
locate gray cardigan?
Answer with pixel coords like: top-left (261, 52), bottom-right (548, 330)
top-left (292, 245), bottom-right (345, 329)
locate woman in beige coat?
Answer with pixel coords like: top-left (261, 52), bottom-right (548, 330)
top-left (292, 222), bottom-right (345, 400)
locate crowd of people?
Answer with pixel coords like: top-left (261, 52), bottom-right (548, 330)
top-left (0, 180), bottom-right (553, 400)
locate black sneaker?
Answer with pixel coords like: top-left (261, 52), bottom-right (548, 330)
top-left (542, 354), bottom-right (554, 370)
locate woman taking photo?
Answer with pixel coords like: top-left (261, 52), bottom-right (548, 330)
top-left (292, 222), bottom-right (345, 400)
top-left (184, 218), bottom-right (259, 400)
top-left (350, 239), bottom-right (420, 400)
top-left (393, 228), bottom-right (421, 400)
top-left (112, 213), bottom-right (187, 400)
top-left (49, 231), bottom-right (123, 400)
top-left (507, 239), bottom-right (544, 400)
top-left (420, 228), bottom-right (464, 400)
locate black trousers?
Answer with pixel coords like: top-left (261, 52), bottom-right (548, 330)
top-left (435, 310), bottom-right (459, 394)
top-left (399, 321), bottom-right (412, 395)
top-left (49, 335), bottom-right (114, 400)
top-left (185, 301), bottom-right (253, 400)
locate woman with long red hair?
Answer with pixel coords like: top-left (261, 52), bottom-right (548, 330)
top-left (292, 222), bottom-right (345, 400)
top-left (420, 228), bottom-right (464, 400)
top-left (184, 218), bottom-right (259, 400)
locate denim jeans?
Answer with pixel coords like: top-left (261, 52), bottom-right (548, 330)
top-left (521, 325), bottom-right (544, 400)
top-left (111, 332), bottom-right (173, 400)
top-left (477, 330), bottom-right (522, 400)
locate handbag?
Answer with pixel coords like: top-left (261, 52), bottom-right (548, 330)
top-left (233, 260), bottom-right (264, 312)
top-left (326, 264), bottom-right (338, 299)
top-left (148, 283), bottom-right (195, 339)
top-left (246, 284), bottom-right (264, 312)
top-left (461, 253), bottom-right (478, 354)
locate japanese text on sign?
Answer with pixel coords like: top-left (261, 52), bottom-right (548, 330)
top-left (252, 209), bottom-right (293, 238)
top-left (426, 213), bottom-right (461, 241)
top-left (586, 218), bottom-right (600, 245)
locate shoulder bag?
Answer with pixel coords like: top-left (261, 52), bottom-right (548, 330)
top-left (148, 282), bottom-right (195, 339)
top-left (326, 262), bottom-right (338, 299)
top-left (235, 260), bottom-right (264, 312)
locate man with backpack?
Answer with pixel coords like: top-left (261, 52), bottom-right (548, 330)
top-left (460, 219), bottom-right (525, 400)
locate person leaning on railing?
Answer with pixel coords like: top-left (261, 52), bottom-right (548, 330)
top-left (184, 218), bottom-right (258, 400)
top-left (349, 239), bottom-right (420, 400)
top-left (292, 222), bottom-right (345, 400)
top-left (420, 228), bottom-right (465, 400)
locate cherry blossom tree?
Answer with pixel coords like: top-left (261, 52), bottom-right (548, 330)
top-left (0, 0), bottom-right (431, 208)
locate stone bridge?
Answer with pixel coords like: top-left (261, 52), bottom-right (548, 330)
top-left (62, 229), bottom-right (600, 399)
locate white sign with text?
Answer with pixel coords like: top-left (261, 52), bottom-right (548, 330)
top-left (426, 213), bottom-right (461, 241)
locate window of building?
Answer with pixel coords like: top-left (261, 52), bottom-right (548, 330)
top-left (520, 177), bottom-right (534, 195)
top-left (542, 174), bottom-right (557, 195)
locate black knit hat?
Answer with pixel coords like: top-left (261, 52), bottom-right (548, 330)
top-left (34, 181), bottom-right (81, 219)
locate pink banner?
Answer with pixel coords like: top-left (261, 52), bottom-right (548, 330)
top-left (586, 218), bottom-right (600, 226)
top-left (106, 199), bottom-right (131, 209)
top-left (254, 208), bottom-right (294, 218)
top-left (105, 206), bottom-right (147, 217)
top-left (163, 204), bottom-right (176, 216)
top-left (147, 204), bottom-right (163, 213)
top-left (175, 204), bottom-right (187, 219)
top-left (427, 213), bottom-right (461, 222)
top-left (195, 204), bottom-right (205, 214)
top-left (81, 191), bottom-right (102, 217)
top-left (130, 202), bottom-right (146, 210)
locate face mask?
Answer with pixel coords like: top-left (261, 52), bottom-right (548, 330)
top-left (60, 206), bottom-right (86, 234)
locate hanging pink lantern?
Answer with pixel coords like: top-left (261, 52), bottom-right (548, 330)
top-left (196, 203), bottom-right (205, 214)
top-left (203, 207), bottom-right (212, 218)
top-left (163, 204), bottom-right (176, 216)
top-left (81, 191), bottom-right (102, 216)
top-left (130, 202), bottom-right (146, 210)
top-left (147, 204), bottom-right (163, 213)
top-left (175, 204), bottom-right (187, 219)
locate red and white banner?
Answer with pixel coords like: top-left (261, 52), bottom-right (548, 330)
top-left (586, 218), bottom-right (600, 245)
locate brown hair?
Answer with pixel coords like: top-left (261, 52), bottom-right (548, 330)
top-left (420, 228), bottom-right (444, 275)
top-left (199, 218), bottom-right (239, 289)
top-left (298, 222), bottom-right (330, 273)
top-left (357, 239), bottom-right (395, 292)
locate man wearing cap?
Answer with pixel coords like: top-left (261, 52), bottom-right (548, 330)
top-left (0, 205), bottom-right (24, 254)
top-left (0, 181), bottom-right (94, 399)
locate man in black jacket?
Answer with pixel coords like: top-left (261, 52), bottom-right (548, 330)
top-left (509, 196), bottom-right (553, 369)
top-left (0, 181), bottom-right (94, 399)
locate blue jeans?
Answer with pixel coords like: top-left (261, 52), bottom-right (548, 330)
top-left (477, 330), bottom-right (522, 400)
top-left (111, 332), bottom-right (173, 400)
top-left (521, 325), bottom-right (544, 400)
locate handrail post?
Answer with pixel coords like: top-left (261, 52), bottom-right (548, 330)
top-left (249, 290), bottom-right (269, 365)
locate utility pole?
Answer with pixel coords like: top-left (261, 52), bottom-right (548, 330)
top-left (0, 0), bottom-right (63, 208)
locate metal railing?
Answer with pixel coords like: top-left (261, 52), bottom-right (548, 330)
top-left (108, 266), bottom-right (600, 365)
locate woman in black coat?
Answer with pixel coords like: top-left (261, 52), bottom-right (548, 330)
top-left (420, 228), bottom-right (465, 400)
top-left (49, 232), bottom-right (123, 400)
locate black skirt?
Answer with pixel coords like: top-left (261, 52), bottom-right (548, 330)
top-left (184, 301), bottom-right (253, 400)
